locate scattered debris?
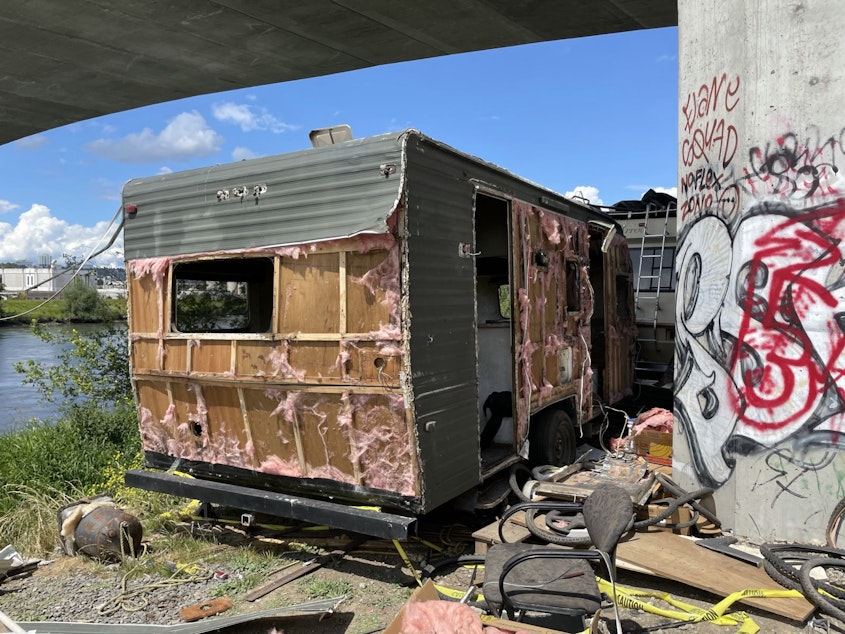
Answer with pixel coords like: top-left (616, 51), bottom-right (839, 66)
top-left (0, 545), bottom-right (39, 585)
top-left (58, 496), bottom-right (142, 562)
top-left (244, 538), bottom-right (365, 602)
top-left (179, 596), bottom-right (233, 622)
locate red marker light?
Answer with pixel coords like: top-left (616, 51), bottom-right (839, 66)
top-left (125, 204), bottom-right (138, 215)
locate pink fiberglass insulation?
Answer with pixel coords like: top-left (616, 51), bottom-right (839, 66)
top-left (538, 208), bottom-right (562, 245)
top-left (633, 407), bottom-right (674, 434)
top-left (138, 405), bottom-right (172, 455)
top-left (345, 392), bottom-right (416, 495)
top-left (258, 454), bottom-right (301, 477)
top-left (401, 600), bottom-right (483, 634)
top-left (128, 256), bottom-right (171, 366)
top-left (353, 242), bottom-right (401, 328)
top-left (268, 341), bottom-right (306, 382)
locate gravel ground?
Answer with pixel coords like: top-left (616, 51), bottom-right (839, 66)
top-left (0, 523), bottom-right (842, 633)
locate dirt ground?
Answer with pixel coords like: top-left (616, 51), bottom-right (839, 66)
top-left (2, 511), bottom-right (840, 634)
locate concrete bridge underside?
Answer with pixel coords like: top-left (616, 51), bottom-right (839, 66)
top-left (0, 0), bottom-right (676, 145)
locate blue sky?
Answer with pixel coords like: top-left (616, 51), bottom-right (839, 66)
top-left (0, 26), bottom-right (678, 269)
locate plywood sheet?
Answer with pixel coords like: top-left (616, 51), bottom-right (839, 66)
top-left (346, 250), bottom-right (393, 333)
top-left (279, 253), bottom-right (340, 333)
top-left (162, 339), bottom-right (188, 373)
top-left (131, 339), bottom-right (161, 372)
top-left (128, 272), bottom-right (162, 333)
top-left (191, 340), bottom-right (233, 374)
top-left (616, 530), bottom-right (814, 621)
top-left (242, 388), bottom-right (301, 474)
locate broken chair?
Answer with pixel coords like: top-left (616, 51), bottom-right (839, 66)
top-left (482, 482), bottom-right (633, 632)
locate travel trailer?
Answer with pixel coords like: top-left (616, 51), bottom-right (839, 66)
top-left (122, 129), bottom-right (636, 538)
top-left (603, 190), bottom-right (677, 386)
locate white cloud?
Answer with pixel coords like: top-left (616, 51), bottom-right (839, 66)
top-left (651, 186), bottom-right (678, 198)
top-left (157, 166), bottom-right (173, 175)
top-left (84, 111), bottom-right (223, 163)
top-left (0, 200), bottom-right (19, 215)
top-left (232, 146), bottom-right (258, 161)
top-left (0, 205), bottom-right (124, 268)
top-left (565, 186), bottom-right (603, 205)
top-left (212, 102), bottom-right (298, 134)
top-left (14, 134), bottom-right (49, 150)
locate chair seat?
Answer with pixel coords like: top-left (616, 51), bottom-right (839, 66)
top-left (483, 543), bottom-right (601, 615)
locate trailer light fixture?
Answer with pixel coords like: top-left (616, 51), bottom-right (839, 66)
top-left (125, 203), bottom-right (138, 215)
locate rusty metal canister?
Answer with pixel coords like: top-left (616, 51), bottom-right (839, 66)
top-left (74, 506), bottom-right (143, 561)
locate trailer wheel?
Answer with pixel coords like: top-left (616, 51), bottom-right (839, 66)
top-left (529, 409), bottom-right (577, 467)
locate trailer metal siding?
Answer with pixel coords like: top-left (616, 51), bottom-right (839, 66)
top-left (122, 133), bottom-right (405, 260)
top-left (404, 135), bottom-right (480, 509)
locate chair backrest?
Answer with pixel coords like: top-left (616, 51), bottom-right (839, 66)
top-left (583, 483), bottom-right (633, 552)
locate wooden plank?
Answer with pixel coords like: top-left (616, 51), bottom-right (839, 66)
top-left (472, 512), bottom-right (530, 554)
top-left (616, 529), bottom-right (814, 621)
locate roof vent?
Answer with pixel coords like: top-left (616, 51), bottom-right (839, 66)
top-left (309, 125), bottom-right (353, 147)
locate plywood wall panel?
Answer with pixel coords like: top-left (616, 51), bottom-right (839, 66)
top-left (132, 340), bottom-right (161, 372)
top-left (192, 340), bottom-right (234, 374)
top-left (128, 273), bottom-right (162, 333)
top-left (279, 253), bottom-right (340, 333)
top-left (242, 389), bottom-right (302, 475)
top-left (288, 341), bottom-right (342, 382)
top-left (347, 250), bottom-right (392, 333)
top-left (163, 340), bottom-right (188, 373)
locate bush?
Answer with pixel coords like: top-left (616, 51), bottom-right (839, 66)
top-left (0, 402), bottom-right (139, 516)
top-left (63, 279), bottom-right (107, 321)
top-left (14, 321), bottom-right (131, 406)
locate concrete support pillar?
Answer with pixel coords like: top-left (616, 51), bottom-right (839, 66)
top-left (675, 0), bottom-right (845, 543)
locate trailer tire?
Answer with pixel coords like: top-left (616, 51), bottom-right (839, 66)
top-left (529, 409), bottom-right (576, 467)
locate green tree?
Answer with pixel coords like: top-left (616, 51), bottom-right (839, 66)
top-left (63, 277), bottom-right (107, 321)
top-left (14, 321), bottom-right (131, 407)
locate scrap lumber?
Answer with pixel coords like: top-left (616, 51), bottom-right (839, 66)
top-left (179, 597), bottom-right (233, 622)
top-left (616, 529), bottom-right (814, 621)
top-left (244, 538), bottom-right (364, 602)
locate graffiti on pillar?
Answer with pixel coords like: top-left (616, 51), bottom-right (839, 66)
top-left (676, 199), bottom-right (845, 487)
top-left (680, 73), bottom-right (742, 222)
top-left (677, 72), bottom-right (845, 488)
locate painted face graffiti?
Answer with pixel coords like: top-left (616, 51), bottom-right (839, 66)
top-left (676, 200), bottom-right (845, 487)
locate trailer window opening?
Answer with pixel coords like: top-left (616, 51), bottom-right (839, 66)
top-left (171, 257), bottom-right (274, 333)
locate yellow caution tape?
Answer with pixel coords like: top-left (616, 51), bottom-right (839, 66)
top-left (597, 578), bottom-right (805, 632)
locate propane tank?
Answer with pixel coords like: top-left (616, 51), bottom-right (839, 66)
top-left (73, 505), bottom-right (143, 562)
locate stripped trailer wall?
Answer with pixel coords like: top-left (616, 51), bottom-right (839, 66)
top-left (676, 1), bottom-right (845, 542)
top-left (123, 130), bottom-right (634, 519)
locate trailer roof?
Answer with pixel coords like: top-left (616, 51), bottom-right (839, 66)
top-left (122, 129), bottom-right (615, 260)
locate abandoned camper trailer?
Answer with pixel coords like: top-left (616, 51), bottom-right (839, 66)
top-left (604, 190), bottom-right (677, 387)
top-left (122, 129), bottom-right (636, 538)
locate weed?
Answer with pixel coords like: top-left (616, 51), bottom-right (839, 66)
top-left (301, 576), bottom-right (354, 599)
top-left (351, 611), bottom-right (385, 634)
top-left (0, 483), bottom-right (80, 557)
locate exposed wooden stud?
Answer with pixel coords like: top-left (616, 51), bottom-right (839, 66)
top-left (186, 338), bottom-right (194, 373)
top-left (290, 408), bottom-right (308, 476)
top-left (238, 387), bottom-right (257, 470)
top-left (273, 256), bottom-right (282, 334)
top-left (338, 251), bottom-right (348, 335)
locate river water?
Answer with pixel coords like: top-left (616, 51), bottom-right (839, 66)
top-left (0, 324), bottom-right (122, 433)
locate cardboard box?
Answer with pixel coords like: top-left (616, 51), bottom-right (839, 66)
top-left (634, 430), bottom-right (672, 465)
top-left (384, 579), bottom-right (567, 634)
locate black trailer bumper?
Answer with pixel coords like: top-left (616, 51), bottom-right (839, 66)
top-left (124, 470), bottom-right (417, 540)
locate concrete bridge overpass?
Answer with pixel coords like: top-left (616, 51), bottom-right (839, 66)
top-left (0, 0), bottom-right (676, 145)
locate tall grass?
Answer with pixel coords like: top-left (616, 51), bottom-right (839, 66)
top-left (0, 402), bottom-right (141, 555)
